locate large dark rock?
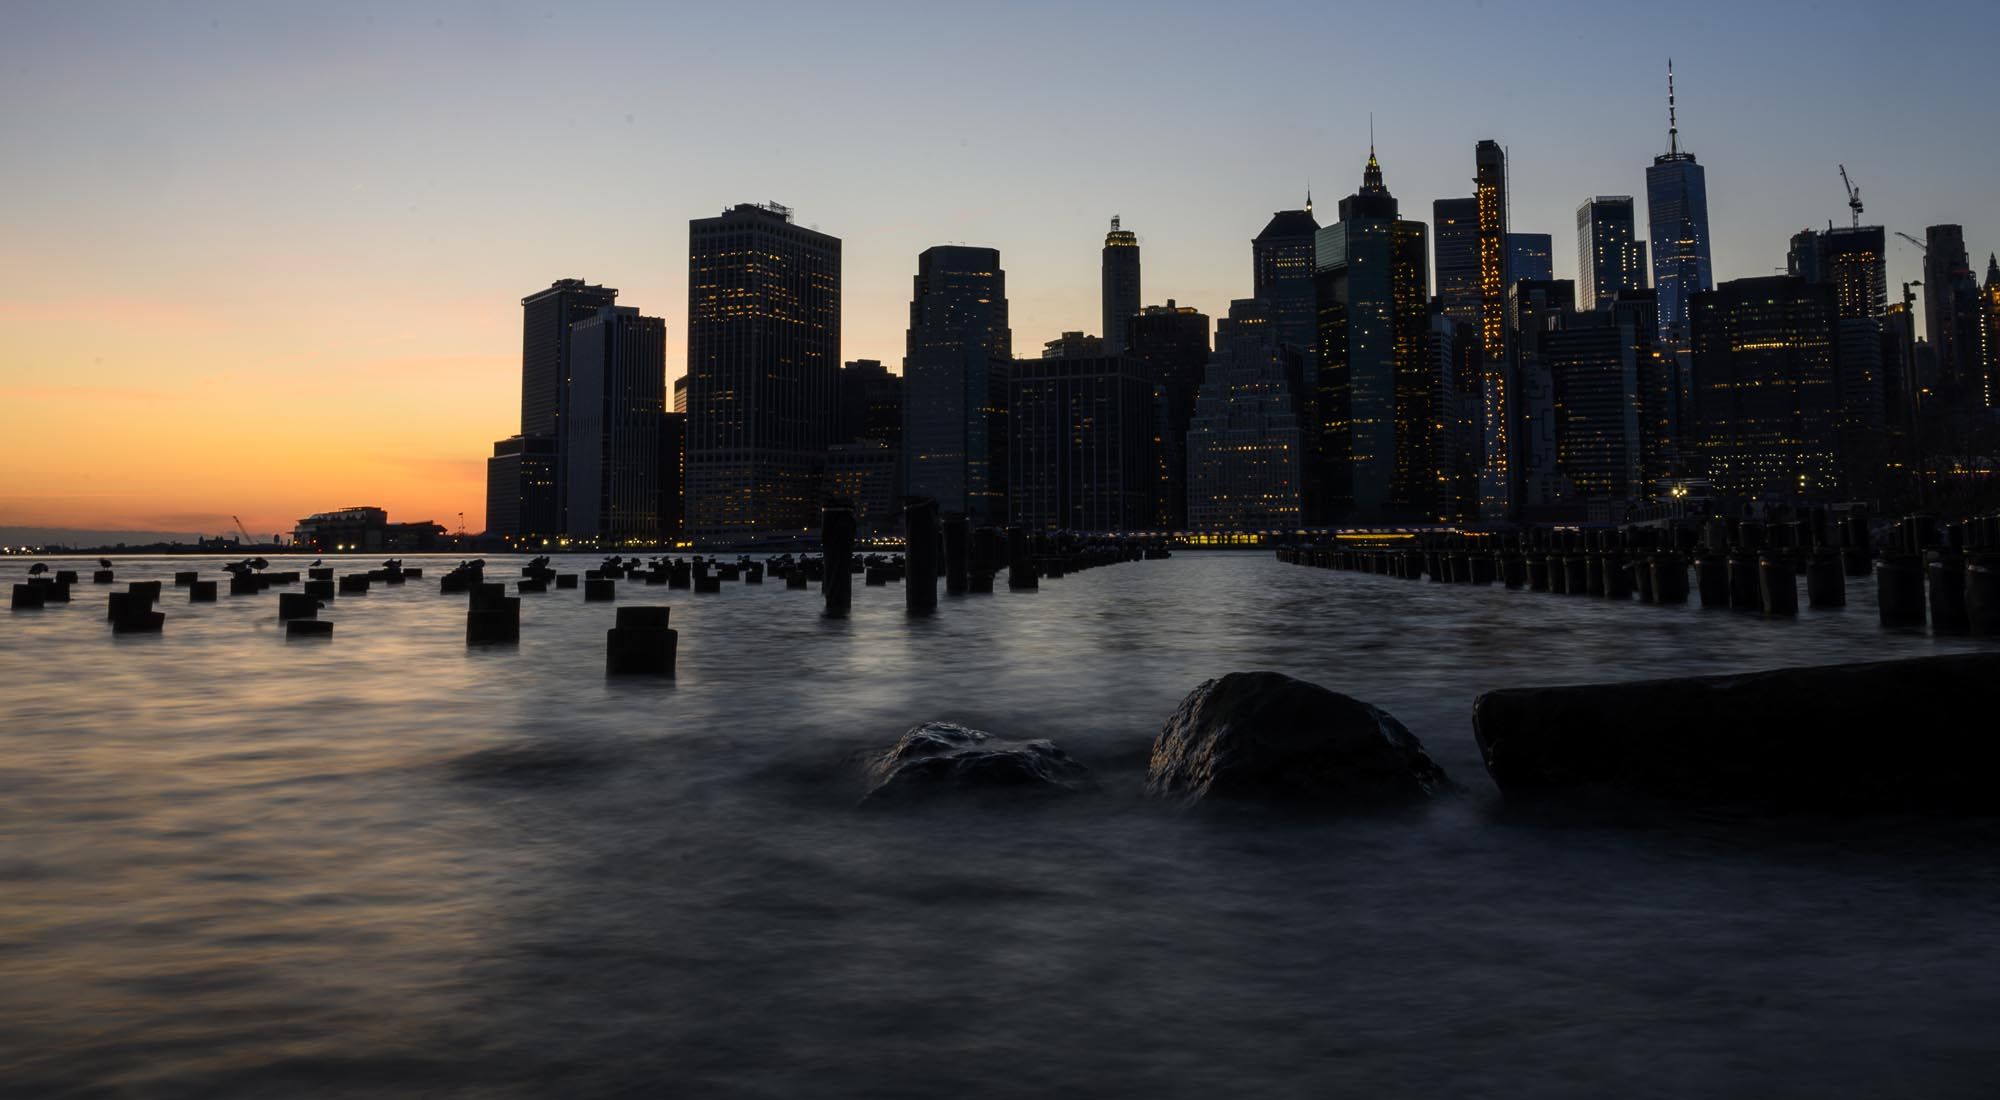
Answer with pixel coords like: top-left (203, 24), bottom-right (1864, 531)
top-left (1473, 653), bottom-right (2000, 812)
top-left (1144, 672), bottom-right (1454, 810)
top-left (862, 722), bottom-right (1093, 807)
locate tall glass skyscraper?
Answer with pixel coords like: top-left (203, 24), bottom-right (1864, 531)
top-left (903, 245), bottom-right (1012, 523)
top-left (1645, 64), bottom-right (1714, 356)
top-left (1314, 147), bottom-right (1432, 522)
top-left (1432, 197), bottom-right (1480, 326)
top-left (1101, 217), bottom-right (1140, 355)
top-left (1252, 202), bottom-right (1322, 367)
top-left (1575, 197), bottom-right (1646, 312)
top-left (1473, 139), bottom-right (1513, 520)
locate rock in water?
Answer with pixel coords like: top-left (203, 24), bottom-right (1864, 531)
top-left (862, 722), bottom-right (1093, 806)
top-left (1145, 672), bottom-right (1454, 810)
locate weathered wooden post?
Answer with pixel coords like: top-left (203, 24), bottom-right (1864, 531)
top-left (1874, 553), bottom-right (1927, 629)
top-left (606, 606), bottom-right (677, 676)
top-left (466, 582), bottom-right (520, 644)
top-left (1805, 549), bottom-right (1845, 609)
top-left (1928, 553), bottom-right (1969, 634)
top-left (943, 511), bottom-right (969, 596)
top-left (1757, 552), bottom-right (1798, 616)
top-left (823, 505), bottom-right (855, 617)
top-left (905, 497), bottom-right (940, 614)
top-left (1007, 527), bottom-right (1037, 591)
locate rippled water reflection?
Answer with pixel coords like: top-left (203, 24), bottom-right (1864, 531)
top-left (3, 552), bottom-right (1997, 1097)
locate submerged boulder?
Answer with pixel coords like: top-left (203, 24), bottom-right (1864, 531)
top-left (1144, 672), bottom-right (1454, 810)
top-left (861, 722), bottom-right (1094, 807)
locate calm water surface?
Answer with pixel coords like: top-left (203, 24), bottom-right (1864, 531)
top-left (2, 552), bottom-right (1997, 1098)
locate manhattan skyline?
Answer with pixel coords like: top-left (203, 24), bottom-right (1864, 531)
top-left (3, 0), bottom-right (1997, 536)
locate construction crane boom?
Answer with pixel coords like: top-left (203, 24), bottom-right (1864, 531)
top-left (232, 514), bottom-right (254, 545)
top-left (1838, 165), bottom-right (1862, 229)
top-left (1895, 231), bottom-right (1928, 252)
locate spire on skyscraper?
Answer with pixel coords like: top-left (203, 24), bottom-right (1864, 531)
top-left (1665, 59), bottom-right (1683, 158)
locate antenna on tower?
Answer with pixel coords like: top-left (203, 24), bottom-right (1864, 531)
top-left (1369, 112), bottom-right (1375, 156)
top-left (1666, 59), bottom-right (1680, 157)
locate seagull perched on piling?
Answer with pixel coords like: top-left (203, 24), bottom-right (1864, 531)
top-left (98, 558), bottom-right (112, 569)
top-left (28, 563), bottom-right (48, 575)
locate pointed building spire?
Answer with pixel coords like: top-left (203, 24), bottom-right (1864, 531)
top-left (1666, 58), bottom-right (1681, 157)
top-left (1304, 178), bottom-right (1313, 214)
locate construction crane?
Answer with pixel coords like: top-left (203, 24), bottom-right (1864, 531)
top-left (1894, 230), bottom-right (1928, 253)
top-left (232, 514), bottom-right (254, 545)
top-left (1838, 165), bottom-right (1862, 229)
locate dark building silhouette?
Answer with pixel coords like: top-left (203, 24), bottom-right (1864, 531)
top-left (902, 246), bottom-right (1011, 522)
top-left (1790, 225), bottom-right (1890, 494)
top-left (1432, 197), bottom-right (1481, 327)
top-left (1009, 355), bottom-right (1156, 532)
top-left (1983, 255), bottom-right (2000, 408)
top-left (1510, 279), bottom-right (1579, 514)
top-left (485, 435), bottom-right (558, 540)
top-left (659, 411), bottom-right (685, 542)
top-left (1923, 224), bottom-right (1982, 399)
top-left (1474, 139), bottom-right (1514, 519)
top-left (1576, 197), bottom-right (1647, 311)
top-left (836, 359), bottom-right (903, 448)
top-left (685, 202), bottom-right (840, 543)
top-left (520, 279), bottom-right (620, 440)
top-left (294, 507), bottom-right (445, 553)
top-left (672, 375), bottom-right (687, 415)
top-left (566, 305), bottom-right (666, 541)
top-left (1690, 276), bottom-right (1840, 505)
top-left (1041, 331), bottom-right (1104, 359)
top-left (1314, 146), bottom-right (1433, 522)
top-left (1647, 63), bottom-right (1714, 357)
top-left (1253, 202), bottom-right (1322, 371)
top-left (1128, 301), bottom-right (1212, 530)
top-left (1186, 299), bottom-right (1305, 529)
top-left (825, 441), bottom-right (899, 536)
top-left (1539, 296), bottom-right (1666, 511)
top-left (486, 278), bottom-right (618, 537)
top-left (1506, 233), bottom-right (1554, 286)
top-left (1101, 217), bottom-right (1141, 355)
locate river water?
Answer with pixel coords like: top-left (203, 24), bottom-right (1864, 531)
top-left (2, 552), bottom-right (1997, 1098)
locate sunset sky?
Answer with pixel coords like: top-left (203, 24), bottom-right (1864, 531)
top-left (3, 0), bottom-right (1995, 538)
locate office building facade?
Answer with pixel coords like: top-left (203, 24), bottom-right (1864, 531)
top-left (1009, 355), bottom-right (1156, 532)
top-left (1576, 197), bottom-right (1646, 312)
top-left (1186, 300), bottom-right (1305, 529)
top-left (1101, 217), bottom-right (1141, 355)
top-left (565, 305), bottom-right (666, 541)
top-left (902, 245), bottom-right (1011, 521)
top-left (685, 202), bottom-right (841, 543)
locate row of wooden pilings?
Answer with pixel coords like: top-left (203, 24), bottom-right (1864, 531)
top-left (820, 502), bottom-right (1171, 618)
top-left (1275, 510), bottom-right (2000, 635)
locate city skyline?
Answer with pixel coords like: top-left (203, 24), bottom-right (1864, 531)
top-left (4, 1), bottom-right (1998, 535)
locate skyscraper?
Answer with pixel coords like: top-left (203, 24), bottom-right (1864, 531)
top-left (520, 279), bottom-right (621, 441)
top-left (1646, 62), bottom-right (1715, 356)
top-left (1009, 354), bottom-right (1156, 532)
top-left (1185, 300), bottom-right (1305, 529)
top-left (902, 245), bottom-right (1011, 521)
top-left (659, 411), bottom-right (685, 543)
top-left (1474, 139), bottom-right (1514, 519)
top-left (1313, 146), bottom-right (1433, 522)
top-left (486, 278), bottom-right (619, 537)
top-left (485, 434), bottom-right (557, 539)
top-left (1983, 255), bottom-right (2000, 408)
top-left (1576, 197), bottom-right (1646, 311)
top-left (1127, 301), bottom-right (1212, 530)
top-left (1506, 233), bottom-right (1553, 286)
top-left (1432, 197), bottom-right (1481, 326)
top-left (1923, 224), bottom-right (1982, 398)
top-left (1252, 201), bottom-right (1322, 370)
top-left (565, 305), bottom-right (666, 541)
top-left (836, 359), bottom-right (903, 449)
top-left (1101, 217), bottom-right (1141, 356)
top-left (685, 202), bottom-right (841, 543)
top-left (1690, 276), bottom-right (1841, 505)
